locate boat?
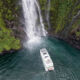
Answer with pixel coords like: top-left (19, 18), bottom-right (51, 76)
top-left (40, 48), bottom-right (54, 71)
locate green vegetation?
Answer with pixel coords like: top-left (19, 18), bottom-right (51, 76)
top-left (76, 31), bottom-right (80, 37)
top-left (0, 0), bottom-right (80, 52)
top-left (39, 0), bottom-right (80, 35)
top-left (0, 0), bottom-right (21, 53)
top-left (39, 0), bottom-right (80, 48)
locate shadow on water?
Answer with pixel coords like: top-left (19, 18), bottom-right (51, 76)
top-left (0, 37), bottom-right (80, 80)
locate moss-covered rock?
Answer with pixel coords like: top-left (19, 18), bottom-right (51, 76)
top-left (39, 0), bottom-right (80, 49)
top-left (0, 0), bottom-right (21, 53)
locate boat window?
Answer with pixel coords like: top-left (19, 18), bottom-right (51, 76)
top-left (43, 53), bottom-right (47, 55)
top-left (45, 56), bottom-right (48, 58)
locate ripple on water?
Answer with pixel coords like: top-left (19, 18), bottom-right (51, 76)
top-left (0, 38), bottom-right (80, 80)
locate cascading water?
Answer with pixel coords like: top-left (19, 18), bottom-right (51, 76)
top-left (45, 0), bottom-right (51, 30)
top-left (22, 0), bottom-right (46, 44)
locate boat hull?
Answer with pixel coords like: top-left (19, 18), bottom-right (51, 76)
top-left (40, 48), bottom-right (54, 71)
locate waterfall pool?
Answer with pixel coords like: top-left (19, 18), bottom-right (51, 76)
top-left (0, 37), bottom-right (80, 80)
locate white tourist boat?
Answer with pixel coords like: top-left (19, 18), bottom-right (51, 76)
top-left (40, 48), bottom-right (54, 71)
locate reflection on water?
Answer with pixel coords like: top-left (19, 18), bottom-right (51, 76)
top-left (0, 37), bottom-right (80, 80)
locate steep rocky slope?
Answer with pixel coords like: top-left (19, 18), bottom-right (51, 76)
top-left (0, 0), bottom-right (80, 53)
top-left (39, 0), bottom-right (80, 49)
top-left (0, 0), bottom-right (22, 53)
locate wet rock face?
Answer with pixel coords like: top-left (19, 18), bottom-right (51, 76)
top-left (39, 0), bottom-right (80, 49)
top-left (68, 27), bottom-right (80, 49)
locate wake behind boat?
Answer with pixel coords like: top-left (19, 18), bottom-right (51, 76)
top-left (40, 48), bottom-right (54, 71)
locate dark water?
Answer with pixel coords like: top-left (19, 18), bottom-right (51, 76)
top-left (0, 37), bottom-right (80, 80)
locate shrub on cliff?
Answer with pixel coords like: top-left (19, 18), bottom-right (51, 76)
top-left (0, 0), bottom-right (21, 53)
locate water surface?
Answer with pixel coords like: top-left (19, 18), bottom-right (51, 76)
top-left (0, 37), bottom-right (80, 80)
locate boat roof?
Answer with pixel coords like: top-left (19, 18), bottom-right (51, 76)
top-left (40, 48), bottom-right (53, 66)
top-left (40, 48), bottom-right (48, 53)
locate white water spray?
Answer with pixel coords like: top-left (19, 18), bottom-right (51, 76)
top-left (22, 0), bottom-right (46, 44)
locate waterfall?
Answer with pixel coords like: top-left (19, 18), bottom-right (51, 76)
top-left (22, 0), bottom-right (46, 44)
top-left (45, 0), bottom-right (51, 30)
